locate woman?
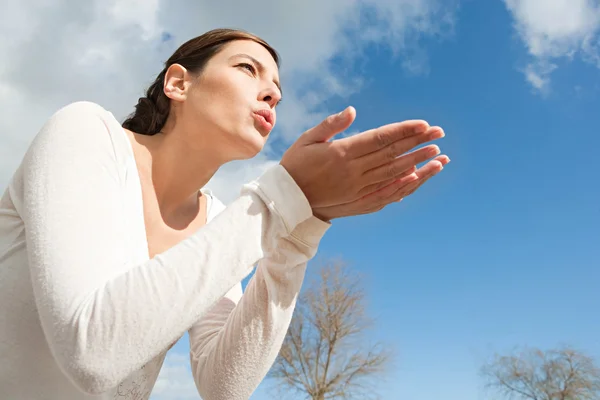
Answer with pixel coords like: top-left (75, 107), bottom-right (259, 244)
top-left (0, 28), bottom-right (448, 399)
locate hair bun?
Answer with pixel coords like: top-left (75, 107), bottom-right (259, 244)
top-left (122, 96), bottom-right (164, 135)
top-left (136, 97), bottom-right (155, 113)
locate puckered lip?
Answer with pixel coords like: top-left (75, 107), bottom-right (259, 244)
top-left (253, 108), bottom-right (274, 126)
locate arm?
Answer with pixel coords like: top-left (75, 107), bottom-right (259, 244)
top-left (188, 216), bottom-right (329, 400)
top-left (17, 102), bottom-right (312, 394)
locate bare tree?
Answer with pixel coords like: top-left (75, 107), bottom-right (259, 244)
top-left (481, 346), bottom-right (600, 400)
top-left (268, 260), bottom-right (391, 400)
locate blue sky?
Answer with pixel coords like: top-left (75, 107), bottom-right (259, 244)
top-left (0, 1), bottom-right (597, 399)
top-left (164, 2), bottom-right (600, 399)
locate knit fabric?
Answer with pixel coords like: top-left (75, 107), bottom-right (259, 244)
top-left (0, 101), bottom-right (330, 399)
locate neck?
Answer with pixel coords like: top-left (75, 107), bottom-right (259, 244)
top-left (131, 127), bottom-right (226, 218)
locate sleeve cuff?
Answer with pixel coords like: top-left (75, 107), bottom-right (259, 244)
top-left (241, 164), bottom-right (313, 235)
top-left (290, 216), bottom-right (331, 247)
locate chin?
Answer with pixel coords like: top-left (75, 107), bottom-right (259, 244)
top-left (231, 130), bottom-right (267, 160)
top-left (241, 141), bottom-right (266, 159)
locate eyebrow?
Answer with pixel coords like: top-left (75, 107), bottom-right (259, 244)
top-left (230, 53), bottom-right (282, 96)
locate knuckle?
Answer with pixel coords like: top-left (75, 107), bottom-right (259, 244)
top-left (386, 163), bottom-right (398, 179)
top-left (386, 142), bottom-right (397, 161)
top-left (376, 131), bottom-right (391, 149)
top-left (324, 114), bottom-right (337, 127)
top-left (330, 146), bottom-right (348, 167)
top-left (334, 143), bottom-right (348, 160)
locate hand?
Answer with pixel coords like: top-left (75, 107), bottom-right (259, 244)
top-left (312, 155), bottom-right (450, 221)
top-left (280, 107), bottom-right (446, 209)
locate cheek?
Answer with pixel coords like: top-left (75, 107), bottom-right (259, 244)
top-left (190, 74), bottom-right (254, 132)
top-left (211, 86), bottom-right (246, 115)
top-left (191, 89), bottom-right (236, 125)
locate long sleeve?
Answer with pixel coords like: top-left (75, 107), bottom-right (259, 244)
top-left (188, 215), bottom-right (330, 400)
top-left (15, 101), bottom-right (314, 395)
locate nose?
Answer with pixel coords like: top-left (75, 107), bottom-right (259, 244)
top-left (259, 84), bottom-right (282, 109)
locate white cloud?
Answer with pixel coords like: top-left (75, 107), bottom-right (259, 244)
top-left (150, 352), bottom-right (199, 400)
top-left (0, 0), bottom-right (455, 202)
top-left (504, 0), bottom-right (600, 91)
top-left (108, 0), bottom-right (161, 39)
top-left (523, 61), bottom-right (558, 93)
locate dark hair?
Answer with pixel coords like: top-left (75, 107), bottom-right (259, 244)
top-left (122, 28), bottom-right (280, 135)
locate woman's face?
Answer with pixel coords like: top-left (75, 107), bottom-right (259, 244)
top-left (172, 39), bottom-right (282, 161)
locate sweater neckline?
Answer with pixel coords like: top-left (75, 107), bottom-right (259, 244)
top-left (108, 111), bottom-right (213, 260)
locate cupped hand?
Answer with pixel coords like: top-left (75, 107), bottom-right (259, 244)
top-left (312, 154), bottom-right (450, 221)
top-left (280, 107), bottom-right (447, 209)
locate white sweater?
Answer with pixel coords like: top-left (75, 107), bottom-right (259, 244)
top-left (0, 101), bottom-right (330, 399)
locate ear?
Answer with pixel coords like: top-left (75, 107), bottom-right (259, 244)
top-left (163, 63), bottom-right (190, 102)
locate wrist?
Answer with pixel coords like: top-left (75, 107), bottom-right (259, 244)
top-left (243, 164), bottom-right (313, 235)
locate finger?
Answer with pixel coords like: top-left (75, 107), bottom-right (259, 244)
top-left (338, 119), bottom-right (432, 158)
top-left (311, 164), bottom-right (422, 218)
top-left (365, 162), bottom-right (436, 210)
top-left (393, 159), bottom-right (446, 202)
top-left (357, 126), bottom-right (445, 170)
top-left (325, 170), bottom-right (419, 216)
top-left (359, 169), bottom-right (419, 200)
top-left (352, 157), bottom-right (447, 212)
top-left (416, 158), bottom-right (445, 178)
top-left (362, 144), bottom-right (441, 184)
top-left (435, 154), bottom-right (451, 166)
top-left (302, 106), bottom-right (356, 144)
top-left (356, 165), bottom-right (417, 198)
top-left (313, 156), bottom-right (448, 217)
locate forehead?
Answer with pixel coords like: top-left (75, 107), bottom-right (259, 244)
top-left (217, 40), bottom-right (279, 74)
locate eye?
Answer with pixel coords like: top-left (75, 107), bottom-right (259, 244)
top-left (237, 63), bottom-right (256, 76)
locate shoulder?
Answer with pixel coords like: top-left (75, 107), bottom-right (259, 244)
top-left (47, 101), bottom-right (113, 124)
top-left (22, 101), bottom-right (127, 177)
top-left (34, 101), bottom-right (115, 140)
top-left (55, 100), bottom-right (108, 114)
top-left (32, 101), bottom-right (125, 151)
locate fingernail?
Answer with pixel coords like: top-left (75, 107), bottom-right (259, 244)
top-left (416, 123), bottom-right (429, 134)
top-left (427, 146), bottom-right (440, 156)
top-left (429, 127), bottom-right (445, 138)
top-left (337, 107), bottom-right (348, 117)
